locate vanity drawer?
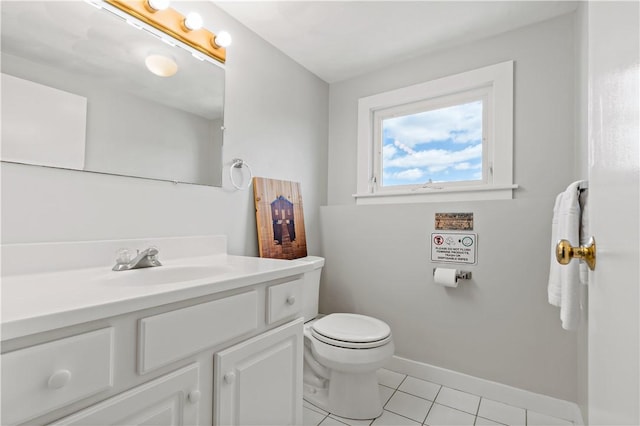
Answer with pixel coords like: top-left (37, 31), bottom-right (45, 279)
top-left (138, 290), bottom-right (258, 373)
top-left (267, 278), bottom-right (303, 324)
top-left (1, 328), bottom-right (114, 425)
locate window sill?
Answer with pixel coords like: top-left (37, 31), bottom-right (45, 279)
top-left (352, 184), bottom-right (518, 205)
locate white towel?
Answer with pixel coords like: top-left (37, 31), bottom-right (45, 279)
top-left (578, 189), bottom-right (589, 286)
top-left (548, 180), bottom-right (587, 330)
top-left (547, 192), bottom-right (564, 307)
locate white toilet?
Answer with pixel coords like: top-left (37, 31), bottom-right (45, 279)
top-left (298, 256), bottom-right (394, 420)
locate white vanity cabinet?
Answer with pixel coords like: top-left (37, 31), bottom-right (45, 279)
top-left (1, 273), bottom-right (306, 426)
top-left (214, 318), bottom-right (303, 426)
top-left (1, 328), bottom-right (114, 425)
top-left (137, 291), bottom-right (260, 374)
top-left (50, 363), bottom-right (201, 426)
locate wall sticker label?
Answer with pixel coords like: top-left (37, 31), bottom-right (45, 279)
top-left (435, 212), bottom-right (474, 230)
top-left (431, 232), bottom-right (477, 264)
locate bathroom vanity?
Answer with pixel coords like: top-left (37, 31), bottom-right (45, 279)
top-left (1, 236), bottom-right (310, 425)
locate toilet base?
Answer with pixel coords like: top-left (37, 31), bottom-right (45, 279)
top-left (303, 370), bottom-right (383, 420)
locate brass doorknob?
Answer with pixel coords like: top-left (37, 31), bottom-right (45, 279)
top-left (556, 236), bottom-right (596, 271)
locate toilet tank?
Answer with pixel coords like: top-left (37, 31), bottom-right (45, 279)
top-left (296, 256), bottom-right (325, 321)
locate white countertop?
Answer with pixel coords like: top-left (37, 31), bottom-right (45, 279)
top-left (1, 253), bottom-right (312, 341)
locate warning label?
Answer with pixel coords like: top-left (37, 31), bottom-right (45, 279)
top-left (431, 232), bottom-right (477, 264)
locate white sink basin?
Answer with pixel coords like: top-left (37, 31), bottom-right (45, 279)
top-left (96, 265), bottom-right (233, 286)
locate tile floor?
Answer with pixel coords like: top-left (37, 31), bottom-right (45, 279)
top-left (303, 369), bottom-right (575, 426)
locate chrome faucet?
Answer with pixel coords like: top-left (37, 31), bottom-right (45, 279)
top-left (112, 246), bottom-right (162, 271)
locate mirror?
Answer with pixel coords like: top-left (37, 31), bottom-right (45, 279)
top-left (1, 1), bottom-right (225, 186)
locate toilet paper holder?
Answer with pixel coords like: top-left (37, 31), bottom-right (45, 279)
top-left (432, 268), bottom-right (472, 280)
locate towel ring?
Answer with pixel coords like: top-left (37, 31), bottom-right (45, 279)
top-left (229, 158), bottom-right (253, 190)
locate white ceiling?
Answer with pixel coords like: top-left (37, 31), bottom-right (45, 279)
top-left (215, 1), bottom-right (578, 83)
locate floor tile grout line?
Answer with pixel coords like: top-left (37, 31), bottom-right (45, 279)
top-left (399, 375), bottom-right (448, 401)
top-left (383, 406), bottom-right (425, 425)
top-left (421, 384), bottom-right (442, 425)
top-left (433, 386), bottom-right (483, 414)
top-left (431, 400), bottom-right (482, 417)
top-left (380, 373), bottom-right (410, 418)
top-left (316, 412), bottom-right (330, 426)
top-left (327, 413), bottom-right (376, 426)
top-left (323, 409), bottom-right (376, 426)
top-left (305, 400), bottom-right (329, 416)
top-left (313, 369), bottom-right (571, 426)
top-left (439, 384), bottom-right (485, 400)
top-left (473, 397), bottom-right (483, 426)
top-left (396, 373), bottom-right (409, 390)
top-left (424, 401), bottom-right (481, 426)
top-left (307, 406), bottom-right (329, 417)
top-left (380, 382), bottom-right (400, 410)
top-left (377, 408), bottom-right (423, 425)
top-left (383, 387), bottom-right (398, 411)
top-left (393, 388), bottom-right (439, 403)
top-left (475, 414), bottom-right (509, 426)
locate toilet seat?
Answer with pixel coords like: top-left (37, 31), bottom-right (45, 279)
top-left (311, 313), bottom-right (392, 349)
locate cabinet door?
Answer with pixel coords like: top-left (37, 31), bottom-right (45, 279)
top-left (214, 318), bottom-right (303, 426)
top-left (51, 364), bottom-right (200, 426)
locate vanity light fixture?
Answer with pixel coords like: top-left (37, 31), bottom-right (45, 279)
top-left (146, 0), bottom-right (169, 12)
top-left (213, 31), bottom-right (232, 48)
top-left (102, 0), bottom-right (229, 64)
top-left (183, 12), bottom-right (203, 31)
top-left (145, 54), bottom-right (178, 77)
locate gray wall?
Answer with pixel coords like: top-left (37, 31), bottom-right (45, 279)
top-left (1, 1), bottom-right (329, 257)
top-left (321, 13), bottom-right (579, 402)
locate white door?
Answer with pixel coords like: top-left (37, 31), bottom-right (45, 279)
top-left (587, 2), bottom-right (639, 424)
top-left (214, 318), bottom-right (303, 426)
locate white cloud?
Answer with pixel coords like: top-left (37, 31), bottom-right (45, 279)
top-left (383, 101), bottom-right (482, 148)
top-left (427, 165), bottom-right (449, 173)
top-left (385, 144), bottom-right (482, 170)
top-left (453, 162), bottom-right (482, 171)
top-left (393, 139), bottom-right (415, 155)
top-left (384, 168), bottom-right (425, 181)
top-left (382, 144), bottom-right (398, 161)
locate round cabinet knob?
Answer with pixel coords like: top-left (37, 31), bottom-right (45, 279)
top-left (47, 369), bottom-right (72, 390)
top-left (286, 296), bottom-right (296, 305)
top-left (223, 372), bottom-right (235, 384)
top-left (187, 390), bottom-right (201, 404)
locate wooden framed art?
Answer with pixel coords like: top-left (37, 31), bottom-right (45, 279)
top-left (253, 177), bottom-right (308, 259)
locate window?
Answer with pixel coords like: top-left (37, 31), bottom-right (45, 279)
top-left (356, 61), bottom-right (516, 204)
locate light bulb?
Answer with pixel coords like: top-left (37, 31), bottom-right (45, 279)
top-left (147, 0), bottom-right (169, 11)
top-left (213, 31), bottom-right (232, 48)
top-left (183, 12), bottom-right (203, 31)
top-left (145, 54), bottom-right (178, 77)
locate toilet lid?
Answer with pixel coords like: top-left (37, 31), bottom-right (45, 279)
top-left (311, 313), bottom-right (391, 349)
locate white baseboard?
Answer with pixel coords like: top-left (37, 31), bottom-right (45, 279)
top-left (386, 355), bottom-right (584, 425)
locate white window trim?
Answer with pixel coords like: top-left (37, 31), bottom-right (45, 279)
top-left (355, 60), bottom-right (517, 204)
top-left (373, 87), bottom-right (491, 191)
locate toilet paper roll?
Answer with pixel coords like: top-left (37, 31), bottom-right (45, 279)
top-left (434, 268), bottom-right (459, 288)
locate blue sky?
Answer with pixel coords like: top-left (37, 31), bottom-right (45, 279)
top-left (381, 100), bottom-right (483, 187)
